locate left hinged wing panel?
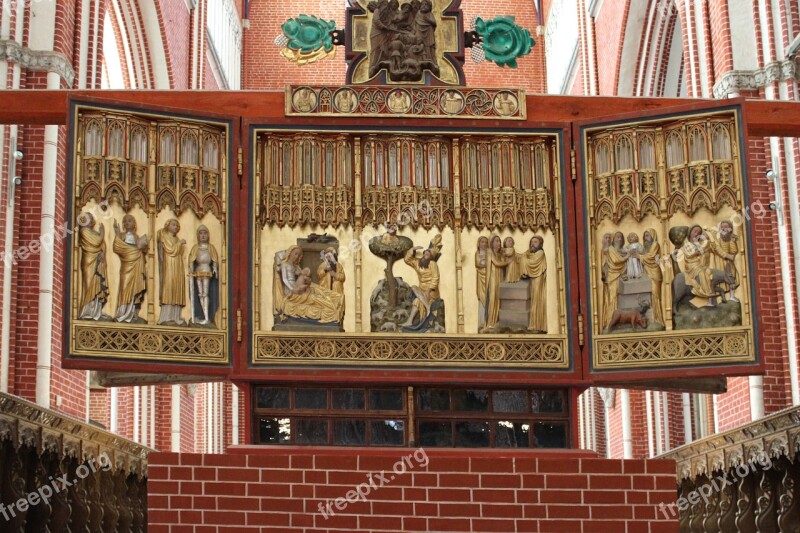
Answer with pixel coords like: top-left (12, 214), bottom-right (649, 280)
top-left (64, 97), bottom-right (238, 372)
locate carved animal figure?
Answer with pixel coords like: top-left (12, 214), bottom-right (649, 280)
top-left (607, 302), bottom-right (650, 331)
top-left (671, 269), bottom-right (729, 309)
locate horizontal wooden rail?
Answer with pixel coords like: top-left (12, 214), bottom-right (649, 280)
top-left (0, 90), bottom-right (798, 137)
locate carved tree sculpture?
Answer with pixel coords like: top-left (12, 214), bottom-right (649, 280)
top-left (368, 235), bottom-right (413, 308)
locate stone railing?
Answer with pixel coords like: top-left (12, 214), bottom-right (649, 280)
top-left (659, 405), bottom-right (800, 532)
top-left (0, 392), bottom-right (151, 531)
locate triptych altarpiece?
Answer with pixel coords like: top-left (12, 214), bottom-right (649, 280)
top-left (63, 95), bottom-right (761, 384)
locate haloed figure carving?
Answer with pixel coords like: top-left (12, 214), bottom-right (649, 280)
top-left (77, 213), bottom-right (111, 320)
top-left (189, 225), bottom-right (220, 326)
top-left (157, 219), bottom-right (187, 326)
top-left (113, 214), bottom-right (148, 323)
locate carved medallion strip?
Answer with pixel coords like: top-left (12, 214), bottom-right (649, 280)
top-left (285, 86), bottom-right (526, 120)
top-left (254, 333), bottom-right (568, 367)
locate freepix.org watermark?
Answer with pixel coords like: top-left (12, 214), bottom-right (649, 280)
top-left (317, 447), bottom-right (429, 520)
top-left (0, 452), bottom-right (112, 522)
top-left (658, 450), bottom-right (773, 519)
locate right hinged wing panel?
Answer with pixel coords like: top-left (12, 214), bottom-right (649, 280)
top-left (577, 103), bottom-right (762, 380)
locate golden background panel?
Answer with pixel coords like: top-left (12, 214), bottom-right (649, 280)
top-left (253, 333), bottom-right (569, 368)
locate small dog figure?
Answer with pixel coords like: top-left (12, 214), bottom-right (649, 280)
top-left (607, 302), bottom-right (650, 331)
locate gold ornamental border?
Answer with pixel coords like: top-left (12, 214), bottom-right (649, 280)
top-left (252, 333), bottom-right (568, 368)
top-left (71, 322), bottom-right (228, 365)
top-left (592, 326), bottom-right (755, 370)
top-left (285, 86), bottom-right (527, 120)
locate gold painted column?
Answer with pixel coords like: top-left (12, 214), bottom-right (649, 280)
top-left (656, 127), bottom-right (673, 330)
top-left (354, 137), bottom-right (364, 332)
top-left (452, 138), bottom-right (464, 334)
top-left (147, 122), bottom-right (158, 324)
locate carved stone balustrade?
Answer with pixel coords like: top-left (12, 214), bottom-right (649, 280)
top-left (0, 392), bottom-right (151, 532)
top-left (659, 405), bottom-right (800, 532)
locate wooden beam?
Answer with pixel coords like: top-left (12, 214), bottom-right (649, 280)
top-left (0, 90), bottom-right (798, 137)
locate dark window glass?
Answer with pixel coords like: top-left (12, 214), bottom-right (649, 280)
top-left (295, 389), bottom-right (327, 409)
top-left (370, 389), bottom-right (404, 411)
top-left (455, 421), bottom-right (490, 447)
top-left (531, 390), bottom-right (565, 413)
top-left (334, 420), bottom-right (366, 445)
top-left (256, 387), bottom-right (289, 409)
top-left (494, 421), bottom-right (530, 448)
top-left (493, 391), bottom-right (528, 413)
top-left (533, 422), bottom-right (567, 448)
top-left (417, 389), bottom-right (450, 411)
top-left (258, 417), bottom-right (290, 444)
top-left (296, 419), bottom-right (329, 444)
top-left (370, 420), bottom-right (404, 446)
top-left (419, 421), bottom-right (452, 447)
top-left (453, 390), bottom-right (489, 412)
top-left (332, 389), bottom-right (365, 410)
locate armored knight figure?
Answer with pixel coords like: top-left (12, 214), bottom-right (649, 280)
top-left (188, 225), bottom-right (220, 326)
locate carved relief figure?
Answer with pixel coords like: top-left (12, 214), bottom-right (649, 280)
top-left (681, 225), bottom-right (719, 305)
top-left (367, 0), bottom-right (439, 81)
top-left (710, 220), bottom-right (739, 302)
top-left (599, 233), bottom-right (612, 329)
top-left (603, 231), bottom-right (627, 328)
top-left (77, 213), bottom-right (110, 320)
top-left (157, 219), bottom-right (187, 325)
top-left (641, 228), bottom-right (664, 326)
top-left (482, 235), bottom-right (512, 331)
top-left (188, 225), bottom-right (219, 326)
top-left (669, 222), bottom-right (742, 330)
top-left (274, 246), bottom-right (344, 325)
top-left (503, 237), bottom-right (521, 282)
top-left (475, 236), bottom-right (488, 328)
top-left (415, 0), bottom-right (438, 75)
top-left (317, 247), bottom-right (345, 295)
top-left (112, 214), bottom-right (148, 323)
top-left (367, 0), bottom-right (395, 77)
top-left (623, 232), bottom-right (643, 280)
top-left (402, 235), bottom-right (442, 328)
top-left (519, 236), bottom-right (548, 333)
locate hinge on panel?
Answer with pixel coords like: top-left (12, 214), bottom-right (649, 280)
top-left (237, 147), bottom-right (243, 177)
top-left (236, 309), bottom-right (243, 342)
top-left (570, 149), bottom-right (577, 182)
top-left (577, 313), bottom-right (585, 347)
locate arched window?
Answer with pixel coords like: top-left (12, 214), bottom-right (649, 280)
top-left (595, 141), bottom-right (612, 175)
top-left (665, 131), bottom-right (684, 167)
top-left (614, 135), bottom-right (634, 171)
top-left (202, 134), bottom-right (219, 170)
top-left (711, 125), bottom-right (731, 160)
top-left (688, 126), bottom-right (707, 162)
top-left (181, 131), bottom-right (199, 166)
top-left (638, 136), bottom-right (655, 170)
top-left (533, 143), bottom-right (548, 189)
top-left (160, 130), bottom-right (176, 164)
top-left (130, 127), bottom-right (147, 163)
top-left (107, 122), bottom-right (125, 158)
top-left (84, 121), bottom-right (103, 156)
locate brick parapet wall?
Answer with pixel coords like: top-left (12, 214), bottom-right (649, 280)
top-left (148, 449), bottom-right (677, 532)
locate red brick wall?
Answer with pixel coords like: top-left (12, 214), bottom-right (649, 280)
top-left (148, 450), bottom-right (677, 532)
top-left (155, 0), bottom-right (192, 88)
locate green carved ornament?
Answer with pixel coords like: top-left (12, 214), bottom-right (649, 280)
top-left (279, 15), bottom-right (337, 65)
top-left (475, 16), bottom-right (535, 68)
